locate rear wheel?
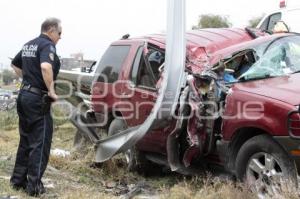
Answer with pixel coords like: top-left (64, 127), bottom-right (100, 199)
top-left (108, 118), bottom-right (148, 172)
top-left (235, 134), bottom-right (297, 198)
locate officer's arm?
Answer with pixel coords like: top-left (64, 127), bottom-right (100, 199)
top-left (11, 50), bottom-right (23, 78)
top-left (40, 43), bottom-right (58, 101)
top-left (41, 63), bottom-right (57, 100)
top-left (11, 64), bottom-right (23, 78)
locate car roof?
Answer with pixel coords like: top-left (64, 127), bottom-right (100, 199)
top-left (112, 28), bottom-right (254, 56)
top-left (143, 28), bottom-right (254, 55)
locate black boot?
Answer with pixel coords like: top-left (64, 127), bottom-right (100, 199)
top-left (25, 181), bottom-right (46, 197)
top-left (10, 182), bottom-right (27, 191)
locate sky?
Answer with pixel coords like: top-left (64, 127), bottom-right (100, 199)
top-left (0, 0), bottom-right (285, 67)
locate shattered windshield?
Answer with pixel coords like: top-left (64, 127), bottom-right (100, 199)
top-left (240, 36), bottom-right (300, 81)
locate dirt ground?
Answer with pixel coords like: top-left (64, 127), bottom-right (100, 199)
top-left (0, 109), bottom-right (289, 199)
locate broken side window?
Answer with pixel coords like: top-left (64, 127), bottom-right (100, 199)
top-left (130, 44), bottom-right (165, 90)
top-left (213, 50), bottom-right (257, 84)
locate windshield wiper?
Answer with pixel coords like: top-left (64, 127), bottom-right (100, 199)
top-left (292, 70), bottom-right (300, 74)
top-left (239, 74), bottom-right (271, 82)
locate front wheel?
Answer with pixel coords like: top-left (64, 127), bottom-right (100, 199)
top-left (235, 134), bottom-right (298, 198)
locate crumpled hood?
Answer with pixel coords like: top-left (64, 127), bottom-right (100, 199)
top-left (233, 73), bottom-right (300, 105)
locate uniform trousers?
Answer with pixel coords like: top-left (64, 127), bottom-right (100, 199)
top-left (10, 89), bottom-right (53, 195)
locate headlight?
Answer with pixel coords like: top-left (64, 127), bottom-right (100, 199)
top-left (287, 107), bottom-right (300, 139)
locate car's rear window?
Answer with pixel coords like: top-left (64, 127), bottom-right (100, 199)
top-left (95, 45), bottom-right (130, 83)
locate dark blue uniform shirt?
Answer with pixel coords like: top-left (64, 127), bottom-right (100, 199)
top-left (12, 34), bottom-right (60, 91)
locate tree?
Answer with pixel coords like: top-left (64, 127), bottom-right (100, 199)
top-left (192, 14), bottom-right (232, 29)
top-left (1, 69), bottom-right (17, 85)
top-left (248, 14), bottom-right (264, 28)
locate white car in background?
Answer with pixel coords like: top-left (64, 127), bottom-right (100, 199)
top-left (257, 0), bottom-right (300, 33)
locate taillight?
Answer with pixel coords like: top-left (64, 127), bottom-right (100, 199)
top-left (288, 110), bottom-right (300, 139)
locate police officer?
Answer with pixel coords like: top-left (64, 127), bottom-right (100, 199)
top-left (10, 18), bottom-right (62, 196)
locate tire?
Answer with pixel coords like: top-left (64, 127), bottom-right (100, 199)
top-left (108, 118), bottom-right (147, 172)
top-left (235, 134), bottom-right (297, 197)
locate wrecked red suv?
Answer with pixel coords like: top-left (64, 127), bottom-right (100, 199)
top-left (58, 29), bottom-right (300, 195)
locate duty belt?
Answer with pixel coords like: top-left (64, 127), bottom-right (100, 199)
top-left (21, 84), bottom-right (47, 96)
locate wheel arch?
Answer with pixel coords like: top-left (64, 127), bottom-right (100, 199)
top-left (226, 127), bottom-right (270, 172)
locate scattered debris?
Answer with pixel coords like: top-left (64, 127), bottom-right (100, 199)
top-left (47, 165), bottom-right (60, 173)
top-left (0, 156), bottom-right (11, 161)
top-left (50, 148), bottom-right (70, 157)
top-left (105, 181), bottom-right (117, 189)
top-left (104, 180), bottom-right (129, 195)
top-left (44, 183), bottom-right (55, 189)
top-left (119, 181), bottom-right (146, 199)
top-left (103, 180), bottom-right (157, 199)
top-left (43, 178), bottom-right (55, 189)
top-left (114, 184), bottom-right (129, 195)
top-left (0, 196), bottom-right (19, 199)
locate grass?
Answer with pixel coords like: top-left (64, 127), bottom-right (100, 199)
top-left (0, 109), bottom-right (19, 131)
top-left (160, 177), bottom-right (257, 199)
top-left (1, 108), bottom-right (300, 198)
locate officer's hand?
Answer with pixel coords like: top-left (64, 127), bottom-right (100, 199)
top-left (48, 92), bottom-right (58, 101)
